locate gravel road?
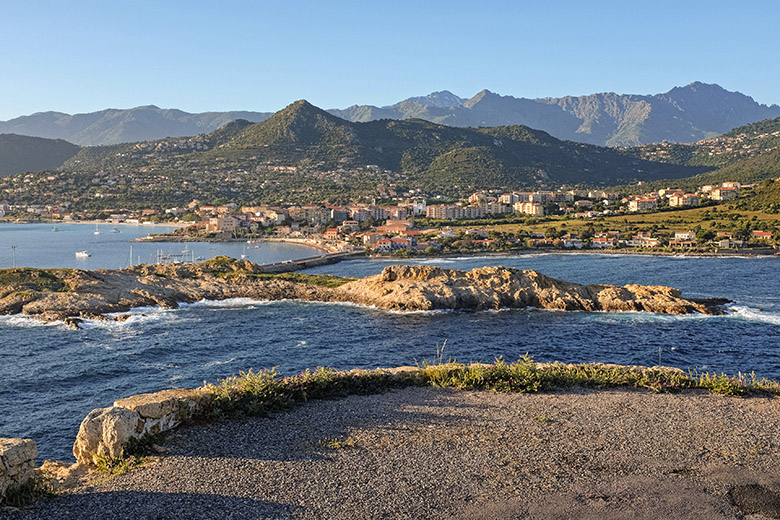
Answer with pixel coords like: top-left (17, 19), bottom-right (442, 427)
top-left (7, 386), bottom-right (780, 519)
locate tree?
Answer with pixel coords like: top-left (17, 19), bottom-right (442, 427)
top-left (696, 229), bottom-right (716, 242)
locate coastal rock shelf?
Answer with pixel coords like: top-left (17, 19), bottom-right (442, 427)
top-left (0, 259), bottom-right (729, 327)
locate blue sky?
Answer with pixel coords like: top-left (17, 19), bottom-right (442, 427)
top-left (1, 0), bottom-right (778, 120)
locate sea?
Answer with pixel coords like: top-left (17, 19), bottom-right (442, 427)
top-left (1, 223), bottom-right (779, 462)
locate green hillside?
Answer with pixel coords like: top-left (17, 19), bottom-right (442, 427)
top-left (623, 116), bottom-right (780, 169)
top-left (736, 178), bottom-right (780, 213)
top-left (61, 100), bottom-right (709, 191)
top-left (612, 147), bottom-right (780, 196)
top-left (0, 134), bottom-right (80, 176)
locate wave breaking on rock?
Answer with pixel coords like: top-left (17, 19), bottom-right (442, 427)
top-left (0, 260), bottom-right (730, 328)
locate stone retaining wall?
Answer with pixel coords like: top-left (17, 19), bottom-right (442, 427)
top-left (71, 367), bottom-right (420, 466)
top-left (72, 388), bottom-right (212, 465)
top-left (0, 438), bottom-right (37, 501)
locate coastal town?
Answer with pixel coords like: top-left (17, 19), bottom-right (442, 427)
top-left (2, 178), bottom-right (776, 257)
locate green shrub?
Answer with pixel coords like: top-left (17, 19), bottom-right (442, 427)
top-left (1, 474), bottom-right (54, 507)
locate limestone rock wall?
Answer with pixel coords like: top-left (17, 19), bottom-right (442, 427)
top-left (72, 388), bottom-right (211, 465)
top-left (0, 438), bottom-right (36, 501)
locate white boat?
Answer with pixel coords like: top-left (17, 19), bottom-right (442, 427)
top-left (110, 227), bottom-right (121, 234)
top-left (75, 250), bottom-right (90, 258)
top-left (93, 224), bottom-right (102, 235)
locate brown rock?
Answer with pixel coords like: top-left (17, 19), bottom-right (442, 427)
top-left (72, 407), bottom-right (141, 465)
top-left (114, 388), bottom-right (210, 420)
top-left (1, 437), bottom-right (37, 497)
top-left (336, 265), bottom-right (725, 315)
top-left (0, 261), bottom-right (727, 325)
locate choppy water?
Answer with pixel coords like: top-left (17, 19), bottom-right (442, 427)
top-left (1, 233), bottom-right (778, 462)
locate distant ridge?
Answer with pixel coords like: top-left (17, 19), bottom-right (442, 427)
top-left (2, 83), bottom-right (776, 148)
top-left (0, 134), bottom-right (80, 177)
top-left (0, 106), bottom-right (273, 146)
top-left (328, 82), bottom-right (780, 147)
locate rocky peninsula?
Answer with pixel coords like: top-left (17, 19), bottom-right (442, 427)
top-left (0, 258), bottom-right (729, 327)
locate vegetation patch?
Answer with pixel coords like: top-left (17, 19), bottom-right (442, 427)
top-left (94, 433), bottom-right (165, 480)
top-left (418, 357), bottom-right (780, 397)
top-left (319, 436), bottom-right (357, 450)
top-left (201, 358), bottom-right (780, 424)
top-left (200, 256), bottom-right (237, 269)
top-left (0, 474), bottom-right (54, 508)
top-left (206, 261), bottom-right (355, 287)
top-left (206, 367), bottom-right (415, 419)
top-left (93, 454), bottom-right (146, 479)
top-left (0, 268), bottom-right (69, 293)
top-left (252, 272), bottom-right (356, 288)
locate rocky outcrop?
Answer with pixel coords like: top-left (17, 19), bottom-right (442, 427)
top-left (0, 438), bottom-right (37, 501)
top-left (0, 261), bottom-right (728, 328)
top-left (72, 389), bottom-right (211, 465)
top-left (334, 265), bottom-right (728, 315)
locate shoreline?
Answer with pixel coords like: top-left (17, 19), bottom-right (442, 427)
top-left (368, 247), bottom-right (780, 261)
top-left (0, 219), bottom-right (189, 228)
top-left (138, 235), bottom-right (341, 254)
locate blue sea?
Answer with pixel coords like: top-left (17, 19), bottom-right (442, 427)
top-left (0, 222), bottom-right (320, 269)
top-left (1, 223), bottom-right (779, 462)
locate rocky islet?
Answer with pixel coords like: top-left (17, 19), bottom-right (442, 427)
top-left (0, 259), bottom-right (729, 328)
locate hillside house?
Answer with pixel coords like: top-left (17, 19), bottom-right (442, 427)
top-left (711, 187), bottom-right (739, 201)
top-left (628, 198), bottom-right (658, 212)
top-left (590, 237), bottom-right (618, 248)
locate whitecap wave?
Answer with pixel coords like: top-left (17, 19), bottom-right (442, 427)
top-left (304, 299), bottom-right (451, 315)
top-left (725, 305), bottom-right (780, 326)
top-left (0, 314), bottom-right (66, 328)
top-left (586, 309), bottom-right (718, 324)
top-left (204, 357), bottom-right (236, 367)
top-left (79, 308), bottom-right (178, 329)
top-left (181, 298), bottom-right (278, 309)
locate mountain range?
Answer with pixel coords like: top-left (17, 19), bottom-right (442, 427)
top-left (57, 100), bottom-right (708, 191)
top-left (1, 82), bottom-right (778, 149)
top-left (0, 106), bottom-right (272, 147)
top-left (4, 99), bottom-right (780, 207)
top-left (330, 82), bottom-right (780, 147)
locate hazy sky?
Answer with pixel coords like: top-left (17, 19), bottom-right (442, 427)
top-left (1, 0), bottom-right (778, 120)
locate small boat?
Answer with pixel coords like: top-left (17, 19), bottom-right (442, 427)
top-left (75, 250), bottom-right (90, 258)
top-left (51, 225), bottom-right (60, 232)
top-left (94, 224), bottom-right (102, 235)
top-left (110, 227), bottom-right (121, 234)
